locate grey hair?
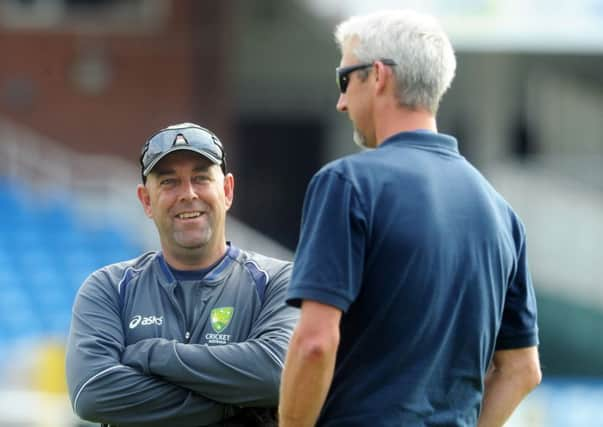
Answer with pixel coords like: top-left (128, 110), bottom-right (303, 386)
top-left (334, 9), bottom-right (456, 114)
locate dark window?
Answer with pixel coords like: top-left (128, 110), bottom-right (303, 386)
top-left (234, 118), bottom-right (324, 250)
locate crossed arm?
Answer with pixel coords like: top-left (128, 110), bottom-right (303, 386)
top-left (66, 273), bottom-right (231, 427)
top-left (67, 267), bottom-right (298, 426)
top-left (120, 268), bottom-right (299, 407)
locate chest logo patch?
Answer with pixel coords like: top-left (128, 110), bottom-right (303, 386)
top-left (210, 307), bottom-right (234, 333)
top-left (129, 315), bottom-right (163, 329)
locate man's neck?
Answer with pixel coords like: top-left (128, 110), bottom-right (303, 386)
top-left (375, 107), bottom-right (437, 147)
top-left (162, 242), bottom-right (228, 271)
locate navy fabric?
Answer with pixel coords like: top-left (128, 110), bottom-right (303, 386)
top-left (287, 131), bottom-right (539, 427)
top-left (117, 267), bottom-right (141, 308)
top-left (244, 260), bottom-right (269, 303)
top-left (170, 266), bottom-right (213, 281)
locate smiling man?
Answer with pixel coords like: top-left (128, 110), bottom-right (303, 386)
top-left (66, 123), bottom-right (298, 427)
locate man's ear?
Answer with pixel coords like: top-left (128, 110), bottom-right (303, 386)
top-left (374, 61), bottom-right (391, 95)
top-left (224, 173), bottom-right (234, 211)
top-left (137, 184), bottom-right (153, 218)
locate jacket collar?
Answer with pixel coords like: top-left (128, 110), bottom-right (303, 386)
top-left (153, 243), bottom-right (241, 288)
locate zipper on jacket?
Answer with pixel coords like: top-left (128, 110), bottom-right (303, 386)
top-left (167, 283), bottom-right (190, 343)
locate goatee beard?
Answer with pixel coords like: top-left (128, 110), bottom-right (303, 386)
top-left (353, 127), bottom-right (369, 149)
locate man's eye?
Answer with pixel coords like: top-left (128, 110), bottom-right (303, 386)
top-left (193, 175), bottom-right (210, 183)
top-left (160, 178), bottom-right (176, 185)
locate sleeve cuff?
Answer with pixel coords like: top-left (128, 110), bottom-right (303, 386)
top-left (286, 285), bottom-right (351, 312)
top-left (495, 328), bottom-right (539, 350)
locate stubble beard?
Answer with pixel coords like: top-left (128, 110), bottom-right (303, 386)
top-left (173, 225), bottom-right (212, 250)
top-left (353, 127), bottom-right (369, 149)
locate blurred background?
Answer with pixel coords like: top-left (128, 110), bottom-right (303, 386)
top-left (0, 0), bottom-right (601, 426)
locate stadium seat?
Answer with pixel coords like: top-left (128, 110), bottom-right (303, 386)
top-left (0, 179), bottom-right (141, 346)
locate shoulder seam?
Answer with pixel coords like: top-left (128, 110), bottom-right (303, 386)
top-left (318, 168), bottom-right (368, 216)
top-left (243, 259), bottom-right (270, 304)
top-left (117, 266), bottom-right (144, 306)
top-left (244, 259), bottom-right (270, 282)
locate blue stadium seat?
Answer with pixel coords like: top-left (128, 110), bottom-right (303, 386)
top-left (0, 179), bottom-right (141, 345)
top-left (0, 286), bottom-right (43, 340)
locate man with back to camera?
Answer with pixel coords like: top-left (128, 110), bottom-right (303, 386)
top-left (66, 122), bottom-right (299, 426)
top-left (279, 9), bottom-right (541, 427)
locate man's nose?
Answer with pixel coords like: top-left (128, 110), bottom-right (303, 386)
top-left (336, 93), bottom-right (347, 112)
top-left (179, 180), bottom-right (198, 201)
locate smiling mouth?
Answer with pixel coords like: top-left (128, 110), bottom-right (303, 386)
top-left (175, 211), bottom-right (203, 219)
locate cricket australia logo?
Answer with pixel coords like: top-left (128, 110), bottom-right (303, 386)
top-left (206, 307), bottom-right (234, 344)
top-left (211, 307), bottom-right (234, 333)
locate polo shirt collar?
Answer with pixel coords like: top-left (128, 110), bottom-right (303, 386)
top-left (380, 130), bottom-right (459, 154)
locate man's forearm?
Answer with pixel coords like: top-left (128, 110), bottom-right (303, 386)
top-left (478, 366), bottom-right (528, 426)
top-left (72, 364), bottom-right (232, 426)
top-left (279, 300), bottom-right (342, 427)
top-left (122, 337), bottom-right (287, 406)
top-left (121, 274), bottom-right (299, 407)
top-left (278, 331), bottom-right (338, 427)
top-left (478, 347), bottom-right (541, 427)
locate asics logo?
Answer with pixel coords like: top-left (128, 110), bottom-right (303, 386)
top-left (129, 315), bottom-right (163, 329)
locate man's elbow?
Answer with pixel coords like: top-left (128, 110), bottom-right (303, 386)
top-left (292, 328), bottom-right (340, 364)
top-left (507, 353), bottom-right (542, 395)
top-left (492, 346), bottom-right (542, 395)
top-left (289, 300), bottom-right (342, 366)
top-left (523, 359), bottom-right (542, 392)
top-left (71, 389), bottom-right (103, 423)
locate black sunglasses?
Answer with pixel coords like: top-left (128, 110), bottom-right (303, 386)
top-left (336, 59), bottom-right (397, 93)
top-left (140, 125), bottom-right (226, 180)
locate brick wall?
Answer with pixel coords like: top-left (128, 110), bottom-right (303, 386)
top-left (0, 0), bottom-right (231, 163)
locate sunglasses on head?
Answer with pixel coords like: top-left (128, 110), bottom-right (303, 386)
top-left (140, 125), bottom-right (226, 178)
top-left (335, 59), bottom-right (397, 94)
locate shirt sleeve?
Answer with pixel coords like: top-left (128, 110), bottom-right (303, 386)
top-left (66, 270), bottom-right (234, 427)
top-left (495, 222), bottom-right (539, 350)
top-left (120, 264), bottom-right (299, 407)
top-left (286, 169), bottom-right (367, 312)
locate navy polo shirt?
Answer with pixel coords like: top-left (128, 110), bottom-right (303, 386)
top-left (287, 131), bottom-right (538, 427)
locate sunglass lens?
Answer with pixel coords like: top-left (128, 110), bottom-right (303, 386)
top-left (340, 75), bottom-right (348, 93)
top-left (336, 70), bottom-right (348, 94)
